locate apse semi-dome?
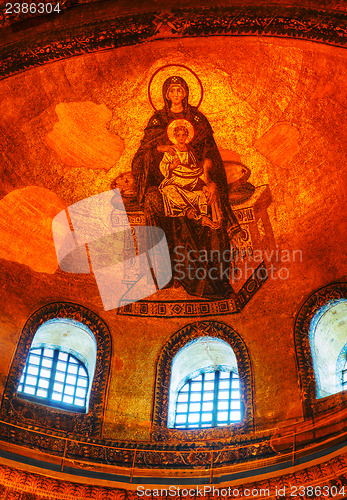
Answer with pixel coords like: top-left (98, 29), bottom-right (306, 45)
top-left (0, 0), bottom-right (346, 498)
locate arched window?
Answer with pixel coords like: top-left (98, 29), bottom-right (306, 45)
top-left (168, 337), bottom-right (242, 429)
top-left (1, 302), bottom-right (111, 437)
top-left (309, 299), bottom-right (347, 398)
top-left (294, 282), bottom-right (347, 417)
top-left (152, 321), bottom-right (253, 441)
top-left (17, 318), bottom-right (96, 412)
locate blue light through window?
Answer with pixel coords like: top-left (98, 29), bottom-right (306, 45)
top-left (174, 370), bottom-right (242, 429)
top-left (18, 347), bottom-right (89, 412)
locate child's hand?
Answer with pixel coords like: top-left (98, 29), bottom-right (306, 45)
top-left (169, 157), bottom-right (180, 170)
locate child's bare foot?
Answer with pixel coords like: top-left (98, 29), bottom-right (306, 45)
top-left (201, 215), bottom-right (221, 229)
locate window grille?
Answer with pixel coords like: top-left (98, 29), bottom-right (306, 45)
top-left (342, 358), bottom-right (347, 389)
top-left (18, 347), bottom-right (89, 412)
top-left (174, 370), bottom-right (242, 429)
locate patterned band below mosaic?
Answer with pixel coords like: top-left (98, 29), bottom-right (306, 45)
top-left (118, 262), bottom-right (267, 317)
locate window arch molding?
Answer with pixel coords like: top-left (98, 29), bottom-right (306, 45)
top-left (0, 302), bottom-right (111, 437)
top-left (152, 321), bottom-right (253, 442)
top-left (294, 282), bottom-right (347, 418)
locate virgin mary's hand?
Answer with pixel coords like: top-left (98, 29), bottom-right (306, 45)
top-left (203, 182), bottom-right (218, 204)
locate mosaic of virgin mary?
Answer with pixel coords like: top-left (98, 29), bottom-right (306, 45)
top-left (131, 74), bottom-right (240, 299)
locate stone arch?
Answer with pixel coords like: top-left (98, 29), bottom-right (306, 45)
top-left (152, 320), bottom-right (253, 441)
top-left (1, 302), bottom-right (111, 436)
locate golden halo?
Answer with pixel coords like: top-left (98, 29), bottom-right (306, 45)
top-left (167, 119), bottom-right (195, 145)
top-left (148, 64), bottom-right (203, 111)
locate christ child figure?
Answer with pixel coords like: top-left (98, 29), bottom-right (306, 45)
top-left (159, 119), bottom-right (222, 229)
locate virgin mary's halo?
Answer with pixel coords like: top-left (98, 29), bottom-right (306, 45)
top-left (148, 64), bottom-right (203, 111)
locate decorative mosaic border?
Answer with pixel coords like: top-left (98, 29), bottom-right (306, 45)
top-left (152, 320), bottom-right (255, 443)
top-left (1, 449), bottom-right (347, 499)
top-left (0, 302), bottom-right (112, 437)
top-left (119, 295), bottom-right (239, 317)
top-left (294, 282), bottom-right (347, 418)
top-left (0, 417), bottom-right (276, 469)
top-left (118, 262), bottom-right (268, 317)
top-left (0, 6), bottom-right (346, 79)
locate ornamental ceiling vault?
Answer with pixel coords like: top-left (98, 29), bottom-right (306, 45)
top-left (0, 0), bottom-right (346, 498)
